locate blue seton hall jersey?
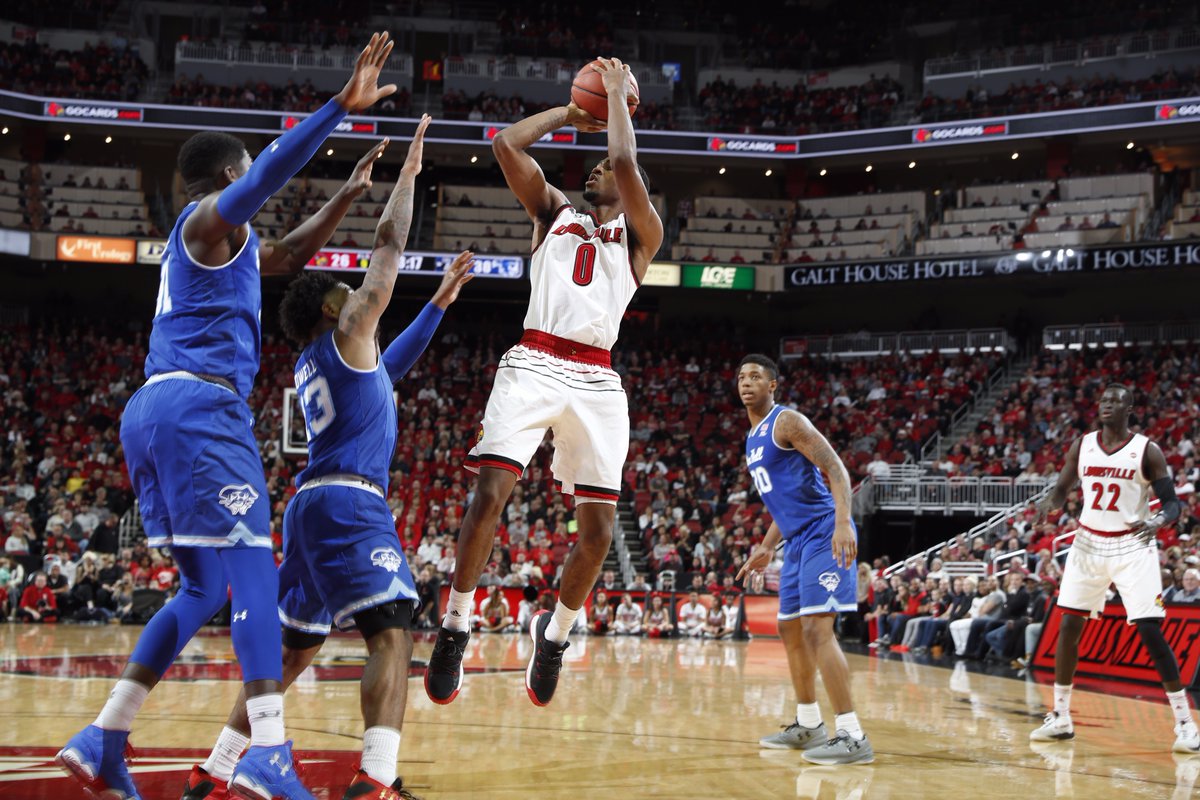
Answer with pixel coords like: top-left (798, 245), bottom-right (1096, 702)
top-left (144, 202), bottom-right (262, 400)
top-left (745, 405), bottom-right (837, 540)
top-left (294, 330), bottom-right (397, 489)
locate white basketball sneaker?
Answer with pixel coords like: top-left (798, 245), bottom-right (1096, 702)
top-left (1030, 711), bottom-right (1075, 741)
top-left (1173, 720), bottom-right (1200, 754)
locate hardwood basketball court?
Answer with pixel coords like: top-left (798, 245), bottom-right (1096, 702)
top-left (0, 625), bottom-right (1194, 799)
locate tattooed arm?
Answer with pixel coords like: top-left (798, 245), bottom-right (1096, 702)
top-left (334, 115), bottom-right (430, 370)
top-left (776, 409), bottom-right (859, 568)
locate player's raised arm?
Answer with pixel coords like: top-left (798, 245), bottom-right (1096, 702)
top-left (1131, 443), bottom-right (1183, 539)
top-left (592, 57), bottom-right (664, 279)
top-left (777, 409), bottom-right (858, 568)
top-left (382, 250), bottom-right (475, 383)
top-left (260, 139), bottom-right (389, 276)
top-left (184, 32), bottom-right (396, 267)
top-left (1034, 436), bottom-right (1083, 520)
top-left (334, 114), bottom-right (430, 368)
top-left (492, 105), bottom-right (599, 228)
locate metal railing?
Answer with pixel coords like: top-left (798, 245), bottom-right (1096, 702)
top-left (872, 476), bottom-right (1051, 515)
top-left (176, 42), bottom-right (414, 75)
top-left (780, 328), bottom-right (1009, 359)
top-left (992, 548), bottom-right (1028, 578)
top-left (919, 362), bottom-right (1010, 463)
top-left (119, 502), bottom-right (143, 551)
top-left (925, 29), bottom-right (1200, 78)
top-left (883, 483), bottom-right (1052, 578)
top-left (1043, 321), bottom-right (1200, 350)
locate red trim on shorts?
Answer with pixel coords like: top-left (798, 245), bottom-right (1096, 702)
top-left (465, 454), bottom-right (525, 479)
top-left (1079, 523), bottom-right (1135, 538)
top-left (1059, 606), bottom-right (1093, 617)
top-left (574, 488), bottom-right (621, 501)
top-left (519, 329), bottom-right (612, 368)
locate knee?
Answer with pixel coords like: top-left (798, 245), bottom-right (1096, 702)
top-left (281, 645), bottom-right (316, 676)
top-left (367, 626), bottom-right (414, 658)
top-left (472, 478), bottom-right (511, 518)
top-left (801, 622), bottom-right (832, 651)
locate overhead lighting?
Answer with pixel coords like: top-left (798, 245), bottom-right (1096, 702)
top-left (933, 189), bottom-right (941, 196)
top-left (1126, 141), bottom-right (1135, 150)
top-left (470, 155), bottom-right (478, 163)
top-left (818, 168), bottom-right (827, 176)
top-left (326, 148), bottom-right (334, 156)
top-left (865, 165), bottom-right (873, 172)
top-left (764, 169), bottom-right (772, 177)
top-left (718, 167), bottom-right (726, 175)
top-left (1, 127), bottom-right (8, 135)
top-left (1011, 152), bottom-right (1019, 160)
top-left (63, 133), bottom-right (71, 141)
top-left (908, 161), bottom-right (916, 169)
top-left (105, 136), bottom-right (113, 144)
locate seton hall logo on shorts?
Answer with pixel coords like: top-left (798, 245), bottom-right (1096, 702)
top-left (218, 484), bottom-right (260, 516)
top-left (370, 547), bottom-right (403, 573)
top-left (818, 572), bottom-right (841, 593)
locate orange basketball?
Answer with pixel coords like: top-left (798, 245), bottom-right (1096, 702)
top-left (571, 59), bottom-right (639, 122)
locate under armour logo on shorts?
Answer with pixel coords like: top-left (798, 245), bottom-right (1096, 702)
top-left (233, 610), bottom-right (248, 622)
top-left (218, 484), bottom-right (260, 516)
top-left (370, 547), bottom-right (403, 573)
top-left (818, 572), bottom-right (841, 592)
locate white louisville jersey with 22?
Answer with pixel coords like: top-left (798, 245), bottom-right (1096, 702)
top-left (1076, 430), bottom-right (1151, 532)
top-left (524, 204), bottom-right (639, 350)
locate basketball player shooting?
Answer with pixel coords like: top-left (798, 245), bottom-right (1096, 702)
top-left (1030, 384), bottom-right (1198, 752)
top-left (424, 57), bottom-right (663, 707)
top-left (57, 33), bottom-right (398, 800)
top-left (735, 355), bottom-right (874, 765)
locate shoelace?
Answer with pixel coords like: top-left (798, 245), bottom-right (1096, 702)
top-left (1042, 712), bottom-right (1063, 727)
top-left (533, 640), bottom-right (566, 678)
top-left (429, 634), bottom-right (466, 674)
top-left (780, 722), bottom-right (801, 734)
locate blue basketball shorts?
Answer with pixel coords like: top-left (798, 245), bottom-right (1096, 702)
top-left (120, 374), bottom-right (270, 549)
top-left (277, 482), bottom-right (419, 635)
top-left (778, 514), bottom-right (858, 620)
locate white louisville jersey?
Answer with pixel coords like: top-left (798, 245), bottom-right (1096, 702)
top-left (524, 204), bottom-right (639, 350)
top-left (1076, 430), bottom-right (1152, 532)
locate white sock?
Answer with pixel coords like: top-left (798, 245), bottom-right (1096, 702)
top-left (1167, 689), bottom-right (1194, 727)
top-left (796, 702), bottom-right (822, 729)
top-left (361, 726), bottom-right (401, 786)
top-left (1053, 683), bottom-right (1072, 718)
top-left (246, 694), bottom-right (286, 748)
top-left (93, 679), bottom-right (149, 731)
top-left (544, 601), bottom-right (581, 644)
top-left (202, 726), bottom-right (249, 781)
top-left (444, 588), bottom-right (474, 632)
top-left (835, 711), bottom-right (864, 740)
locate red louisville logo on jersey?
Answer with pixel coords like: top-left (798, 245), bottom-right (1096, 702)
top-left (551, 222), bottom-right (623, 244)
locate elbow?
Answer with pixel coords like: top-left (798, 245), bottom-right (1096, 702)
top-left (492, 134), bottom-right (513, 159)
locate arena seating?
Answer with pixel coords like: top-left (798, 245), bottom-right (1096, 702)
top-left (0, 157), bottom-right (153, 236)
top-left (921, 173), bottom-right (1152, 256)
top-left (0, 39), bottom-right (148, 102)
top-left (1171, 189), bottom-right (1200, 240)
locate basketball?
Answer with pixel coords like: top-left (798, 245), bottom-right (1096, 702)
top-left (571, 59), bottom-right (639, 122)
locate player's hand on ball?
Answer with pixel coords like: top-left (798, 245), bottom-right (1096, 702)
top-left (592, 57), bottom-right (634, 99)
top-left (432, 250), bottom-right (475, 309)
top-left (565, 102), bottom-right (605, 133)
top-left (400, 115), bottom-right (432, 177)
top-left (336, 32), bottom-right (398, 112)
top-left (344, 138), bottom-right (389, 199)
top-left (832, 519), bottom-right (857, 569)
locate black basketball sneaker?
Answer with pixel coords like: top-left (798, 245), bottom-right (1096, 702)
top-left (525, 610), bottom-right (570, 706)
top-left (424, 627), bottom-right (469, 704)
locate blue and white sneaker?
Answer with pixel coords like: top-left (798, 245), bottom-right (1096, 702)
top-left (56, 724), bottom-right (142, 799)
top-left (228, 742), bottom-right (315, 800)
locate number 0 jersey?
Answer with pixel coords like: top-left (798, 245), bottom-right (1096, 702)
top-left (293, 330), bottom-right (396, 489)
top-left (1076, 430), bottom-right (1151, 532)
top-left (524, 204), bottom-right (640, 350)
top-left (745, 405), bottom-right (837, 540)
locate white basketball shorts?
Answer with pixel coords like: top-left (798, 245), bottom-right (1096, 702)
top-left (1057, 527), bottom-right (1164, 622)
top-left (466, 330), bottom-right (628, 504)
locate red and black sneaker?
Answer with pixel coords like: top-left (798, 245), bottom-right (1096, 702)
top-left (181, 765), bottom-right (227, 800)
top-left (342, 766), bottom-right (423, 800)
top-left (525, 610), bottom-right (570, 707)
top-left (423, 626), bottom-right (469, 704)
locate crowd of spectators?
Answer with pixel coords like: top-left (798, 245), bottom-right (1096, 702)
top-left (167, 73), bottom-right (414, 117)
top-left (494, 5), bottom-right (615, 60)
top-left (440, 89), bottom-right (551, 124)
top-left (0, 39), bottom-right (148, 103)
top-left (915, 68), bottom-right (1200, 124)
top-left (8, 161), bottom-right (162, 237)
top-left (699, 73), bottom-right (903, 135)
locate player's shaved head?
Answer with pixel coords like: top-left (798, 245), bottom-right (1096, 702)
top-left (738, 354), bottom-right (779, 380)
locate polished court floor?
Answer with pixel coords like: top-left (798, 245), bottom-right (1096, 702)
top-left (0, 624), bottom-right (1197, 799)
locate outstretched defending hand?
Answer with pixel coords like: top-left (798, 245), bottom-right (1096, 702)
top-left (400, 114), bottom-right (432, 177)
top-left (335, 32), bottom-right (398, 113)
top-left (432, 250), bottom-right (476, 309)
top-left (343, 138), bottom-right (389, 200)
